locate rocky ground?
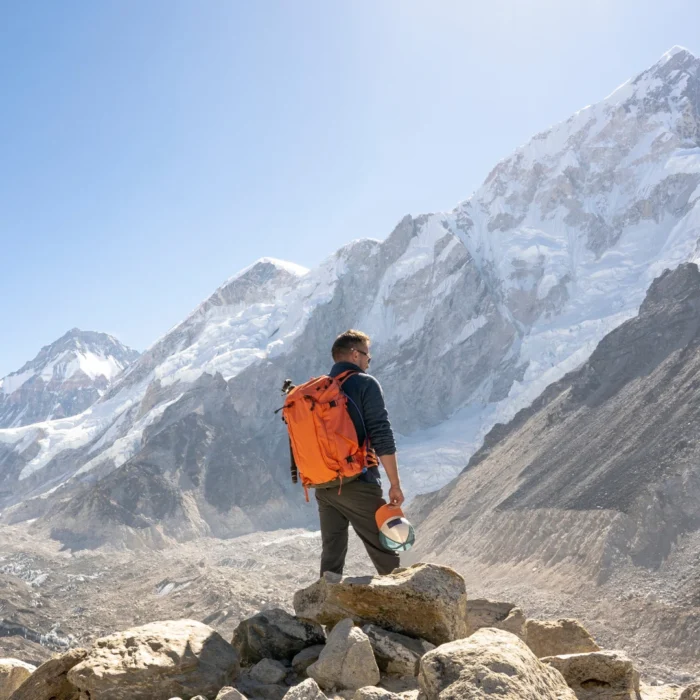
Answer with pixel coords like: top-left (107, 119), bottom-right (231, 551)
top-left (0, 523), bottom-right (697, 690)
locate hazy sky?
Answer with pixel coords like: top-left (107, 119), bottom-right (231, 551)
top-left (1, 1), bottom-right (698, 376)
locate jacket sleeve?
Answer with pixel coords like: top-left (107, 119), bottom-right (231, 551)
top-left (360, 376), bottom-right (396, 456)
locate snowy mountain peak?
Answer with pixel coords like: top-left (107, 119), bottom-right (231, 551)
top-left (0, 331), bottom-right (140, 428)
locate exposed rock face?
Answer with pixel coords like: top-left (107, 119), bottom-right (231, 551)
top-left (418, 628), bottom-right (578, 700)
top-left (294, 564), bottom-right (468, 646)
top-left (283, 678), bottom-right (327, 700)
top-left (232, 608), bottom-right (326, 666)
top-left (467, 599), bottom-right (526, 639)
top-left (66, 619), bottom-right (240, 700)
top-left (525, 620), bottom-right (601, 658)
top-left (362, 624), bottom-right (434, 676)
top-left (541, 650), bottom-right (640, 699)
top-left (306, 619), bottom-right (380, 691)
top-left (0, 328), bottom-right (139, 429)
top-left (412, 263), bottom-right (700, 593)
top-left (8, 648), bottom-right (87, 700)
top-left (0, 660), bottom-right (36, 699)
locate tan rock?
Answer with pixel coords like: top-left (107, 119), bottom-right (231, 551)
top-left (8, 648), bottom-right (86, 700)
top-left (525, 619), bottom-right (600, 658)
top-left (352, 687), bottom-right (402, 700)
top-left (307, 619), bottom-right (380, 691)
top-left (418, 627), bottom-right (577, 700)
top-left (66, 619), bottom-right (240, 700)
top-left (283, 678), bottom-right (328, 700)
top-left (467, 599), bottom-right (526, 639)
top-left (216, 688), bottom-right (248, 700)
top-left (0, 659), bottom-right (36, 700)
top-left (294, 564), bottom-right (468, 646)
top-left (681, 685), bottom-right (700, 700)
top-left (541, 650), bottom-right (640, 699)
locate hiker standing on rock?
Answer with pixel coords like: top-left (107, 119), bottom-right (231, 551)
top-left (281, 330), bottom-right (404, 577)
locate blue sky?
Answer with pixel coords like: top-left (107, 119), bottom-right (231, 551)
top-left (1, 0), bottom-right (698, 376)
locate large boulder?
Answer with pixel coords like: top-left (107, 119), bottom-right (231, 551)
top-left (525, 620), bottom-right (600, 658)
top-left (362, 625), bottom-right (434, 676)
top-left (467, 600), bottom-right (526, 639)
top-left (681, 685), bottom-right (700, 700)
top-left (8, 648), bottom-right (87, 700)
top-left (233, 608), bottom-right (326, 666)
top-left (418, 628), bottom-right (577, 700)
top-left (66, 619), bottom-right (240, 700)
top-left (294, 564), bottom-right (468, 646)
top-left (541, 651), bottom-right (640, 699)
top-left (0, 660), bottom-right (36, 700)
top-left (283, 678), bottom-right (327, 700)
top-left (307, 619), bottom-right (380, 691)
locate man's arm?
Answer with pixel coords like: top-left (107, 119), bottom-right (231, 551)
top-left (361, 377), bottom-right (405, 506)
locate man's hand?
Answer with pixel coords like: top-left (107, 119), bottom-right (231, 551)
top-left (388, 484), bottom-right (405, 507)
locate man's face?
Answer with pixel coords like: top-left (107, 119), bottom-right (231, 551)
top-left (351, 343), bottom-right (372, 371)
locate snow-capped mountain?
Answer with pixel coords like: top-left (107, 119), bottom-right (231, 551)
top-left (0, 47), bottom-right (698, 549)
top-left (0, 329), bottom-right (140, 429)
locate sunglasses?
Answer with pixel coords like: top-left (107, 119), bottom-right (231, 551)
top-left (354, 348), bottom-right (371, 364)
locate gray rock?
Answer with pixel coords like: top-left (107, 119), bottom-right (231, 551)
top-left (233, 609), bottom-right (326, 666)
top-left (362, 625), bottom-right (434, 676)
top-left (291, 646), bottom-right (325, 675)
top-left (418, 628), bottom-right (577, 700)
top-left (294, 564), bottom-right (468, 646)
top-left (251, 659), bottom-right (288, 685)
top-left (307, 619), bottom-right (380, 691)
top-left (283, 678), bottom-right (328, 700)
top-left (541, 650), bottom-right (640, 699)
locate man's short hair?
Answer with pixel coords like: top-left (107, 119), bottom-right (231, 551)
top-left (332, 329), bottom-right (371, 361)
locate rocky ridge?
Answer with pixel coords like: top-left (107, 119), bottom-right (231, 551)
top-left (2, 564), bottom-right (695, 700)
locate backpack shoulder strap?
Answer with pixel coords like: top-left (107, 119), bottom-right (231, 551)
top-left (335, 369), bottom-right (359, 386)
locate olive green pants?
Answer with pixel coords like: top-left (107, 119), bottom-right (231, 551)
top-left (315, 479), bottom-right (400, 577)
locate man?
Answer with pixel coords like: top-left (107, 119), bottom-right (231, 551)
top-left (315, 329), bottom-right (404, 577)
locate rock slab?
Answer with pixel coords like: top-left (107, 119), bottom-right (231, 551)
top-left (467, 599), bottom-right (526, 639)
top-left (541, 651), bottom-right (640, 699)
top-left (681, 685), bottom-right (700, 700)
top-left (526, 619), bottom-right (600, 659)
top-left (292, 646), bottom-right (325, 675)
top-left (233, 608), bottom-right (326, 665)
top-left (307, 619), bottom-right (380, 691)
top-left (294, 564), bottom-right (468, 646)
top-left (418, 627), bottom-right (577, 700)
top-left (66, 619), bottom-right (240, 700)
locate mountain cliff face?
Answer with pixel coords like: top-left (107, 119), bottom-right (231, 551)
top-left (0, 329), bottom-right (139, 429)
top-left (0, 47), bottom-right (698, 550)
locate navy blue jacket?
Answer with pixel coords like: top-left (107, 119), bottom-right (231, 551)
top-left (329, 361), bottom-right (396, 485)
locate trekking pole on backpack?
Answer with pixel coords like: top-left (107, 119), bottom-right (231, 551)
top-left (279, 379), bottom-right (298, 484)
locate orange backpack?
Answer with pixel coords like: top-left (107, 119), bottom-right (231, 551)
top-left (280, 370), bottom-right (376, 499)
